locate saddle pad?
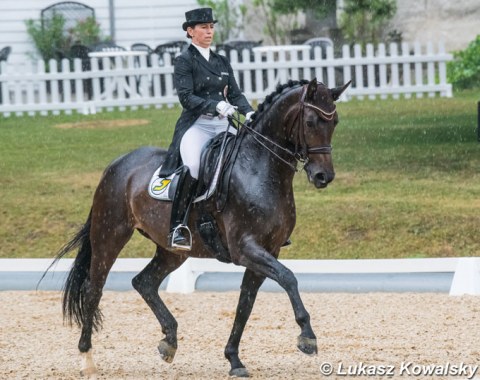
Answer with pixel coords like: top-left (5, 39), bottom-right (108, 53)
top-left (148, 166), bottom-right (176, 201)
top-left (148, 166), bottom-right (220, 202)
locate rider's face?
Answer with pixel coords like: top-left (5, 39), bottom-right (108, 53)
top-left (188, 23), bottom-right (215, 48)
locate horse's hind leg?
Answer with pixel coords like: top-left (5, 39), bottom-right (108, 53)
top-left (132, 247), bottom-right (186, 363)
top-left (225, 269), bottom-right (265, 377)
top-left (78, 220), bottom-right (133, 377)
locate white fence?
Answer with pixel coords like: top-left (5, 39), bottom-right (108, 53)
top-left (1, 257), bottom-right (479, 295)
top-left (0, 41), bottom-right (452, 117)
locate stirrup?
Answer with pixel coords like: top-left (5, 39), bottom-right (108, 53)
top-left (170, 224), bottom-right (192, 251)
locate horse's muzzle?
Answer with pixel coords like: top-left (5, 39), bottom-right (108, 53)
top-left (310, 170), bottom-right (335, 188)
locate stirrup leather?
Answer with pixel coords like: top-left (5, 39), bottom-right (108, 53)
top-left (170, 224), bottom-right (192, 251)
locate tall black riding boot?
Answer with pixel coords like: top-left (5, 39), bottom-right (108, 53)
top-left (169, 167), bottom-right (197, 251)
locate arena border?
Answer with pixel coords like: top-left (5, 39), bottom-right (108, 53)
top-left (1, 257), bottom-right (479, 295)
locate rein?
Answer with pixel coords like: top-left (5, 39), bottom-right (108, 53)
top-left (231, 84), bottom-right (335, 172)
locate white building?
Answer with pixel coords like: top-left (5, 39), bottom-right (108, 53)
top-left (1, 0), bottom-right (479, 66)
top-left (1, 0), bottom-right (197, 66)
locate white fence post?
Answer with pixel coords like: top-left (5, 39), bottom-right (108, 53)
top-left (449, 258), bottom-right (480, 296)
top-left (166, 259), bottom-right (199, 294)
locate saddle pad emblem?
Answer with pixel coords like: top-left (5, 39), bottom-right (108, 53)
top-left (152, 179), bottom-right (171, 194)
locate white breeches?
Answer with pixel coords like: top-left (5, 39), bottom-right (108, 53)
top-left (180, 116), bottom-right (236, 179)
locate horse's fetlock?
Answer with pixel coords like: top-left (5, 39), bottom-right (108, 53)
top-left (296, 311), bottom-right (311, 326)
top-left (224, 346), bottom-right (238, 360)
top-left (78, 341), bottom-right (92, 353)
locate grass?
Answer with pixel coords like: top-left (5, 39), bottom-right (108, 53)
top-left (1, 90), bottom-right (479, 259)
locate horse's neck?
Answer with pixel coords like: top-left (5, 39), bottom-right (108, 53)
top-left (238, 100), bottom-right (297, 182)
top-left (253, 95), bottom-right (295, 141)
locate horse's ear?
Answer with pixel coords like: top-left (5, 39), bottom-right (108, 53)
top-left (330, 80), bottom-right (351, 101)
top-left (306, 78), bottom-right (318, 100)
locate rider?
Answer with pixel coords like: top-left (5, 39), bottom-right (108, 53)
top-left (160, 7), bottom-right (255, 251)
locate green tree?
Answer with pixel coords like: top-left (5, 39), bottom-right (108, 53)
top-left (447, 35), bottom-right (480, 90)
top-left (269, 0), bottom-right (336, 20)
top-left (339, 0), bottom-right (397, 47)
top-left (251, 0), bottom-right (302, 45)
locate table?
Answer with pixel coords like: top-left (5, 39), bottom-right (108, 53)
top-left (88, 50), bottom-right (148, 58)
top-left (252, 45), bottom-right (311, 55)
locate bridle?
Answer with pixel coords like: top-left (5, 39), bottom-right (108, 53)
top-left (233, 84), bottom-right (336, 172)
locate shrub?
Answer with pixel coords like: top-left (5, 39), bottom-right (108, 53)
top-left (67, 17), bottom-right (104, 47)
top-left (25, 14), bottom-right (69, 62)
top-left (447, 35), bottom-right (480, 90)
top-left (26, 14), bottom-right (106, 66)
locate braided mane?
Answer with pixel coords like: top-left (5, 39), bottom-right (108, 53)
top-left (249, 80), bottom-right (309, 123)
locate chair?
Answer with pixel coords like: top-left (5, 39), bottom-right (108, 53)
top-left (0, 46), bottom-right (11, 103)
top-left (154, 41), bottom-right (188, 65)
top-left (0, 46), bottom-right (12, 62)
top-left (131, 43), bottom-right (153, 66)
top-left (90, 42), bottom-right (126, 52)
top-left (131, 43), bottom-right (153, 54)
top-left (303, 37), bottom-right (333, 59)
top-left (219, 40), bottom-right (262, 62)
top-left (41, 1), bottom-right (95, 32)
top-left (69, 44), bottom-right (93, 97)
top-left (70, 44), bottom-right (91, 69)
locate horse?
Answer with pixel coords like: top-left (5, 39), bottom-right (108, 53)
top-left (49, 78), bottom-right (350, 378)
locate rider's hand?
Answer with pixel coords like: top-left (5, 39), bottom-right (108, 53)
top-left (245, 111), bottom-right (255, 124)
top-left (216, 101), bottom-right (237, 118)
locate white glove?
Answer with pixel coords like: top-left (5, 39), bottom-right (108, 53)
top-left (216, 101), bottom-right (237, 118)
top-left (245, 111), bottom-right (255, 123)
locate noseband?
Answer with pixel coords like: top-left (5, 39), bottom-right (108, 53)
top-left (237, 83), bottom-right (336, 172)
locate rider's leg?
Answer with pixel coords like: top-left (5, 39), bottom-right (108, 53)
top-left (168, 125), bottom-right (213, 250)
top-left (169, 166), bottom-right (197, 250)
top-left (180, 124), bottom-right (214, 180)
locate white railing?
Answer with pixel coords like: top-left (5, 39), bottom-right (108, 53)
top-left (0, 41), bottom-right (452, 117)
top-left (1, 257), bottom-right (479, 295)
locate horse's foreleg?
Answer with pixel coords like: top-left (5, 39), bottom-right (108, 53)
top-left (225, 269), bottom-right (265, 377)
top-left (237, 247), bottom-right (317, 356)
top-left (132, 247), bottom-right (186, 363)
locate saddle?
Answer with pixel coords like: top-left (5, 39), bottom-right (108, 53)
top-left (148, 131), bottom-right (241, 263)
top-left (148, 131), bottom-right (237, 206)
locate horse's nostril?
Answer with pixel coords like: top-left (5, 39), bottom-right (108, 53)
top-left (315, 173), bottom-right (327, 184)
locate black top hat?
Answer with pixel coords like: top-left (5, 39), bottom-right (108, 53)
top-left (182, 7), bottom-right (217, 31)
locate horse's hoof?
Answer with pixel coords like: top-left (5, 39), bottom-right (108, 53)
top-left (79, 368), bottom-right (98, 379)
top-left (297, 336), bottom-right (318, 356)
top-left (229, 367), bottom-right (250, 377)
top-left (158, 339), bottom-right (177, 363)
top-left (80, 350), bottom-right (98, 379)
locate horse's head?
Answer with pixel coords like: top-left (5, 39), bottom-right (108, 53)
top-left (286, 79), bottom-right (350, 189)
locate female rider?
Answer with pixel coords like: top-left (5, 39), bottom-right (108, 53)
top-left (160, 7), bottom-right (254, 250)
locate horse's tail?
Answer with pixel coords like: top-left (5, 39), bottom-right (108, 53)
top-left (40, 209), bottom-right (102, 330)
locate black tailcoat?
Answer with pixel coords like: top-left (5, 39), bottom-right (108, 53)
top-left (159, 44), bottom-right (253, 176)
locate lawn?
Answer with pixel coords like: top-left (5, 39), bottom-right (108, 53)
top-left (0, 90), bottom-right (478, 259)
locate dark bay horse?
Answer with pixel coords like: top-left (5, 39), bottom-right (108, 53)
top-left (50, 78), bottom-right (350, 377)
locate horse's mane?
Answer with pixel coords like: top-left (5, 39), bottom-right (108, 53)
top-left (250, 79), bottom-right (309, 123)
